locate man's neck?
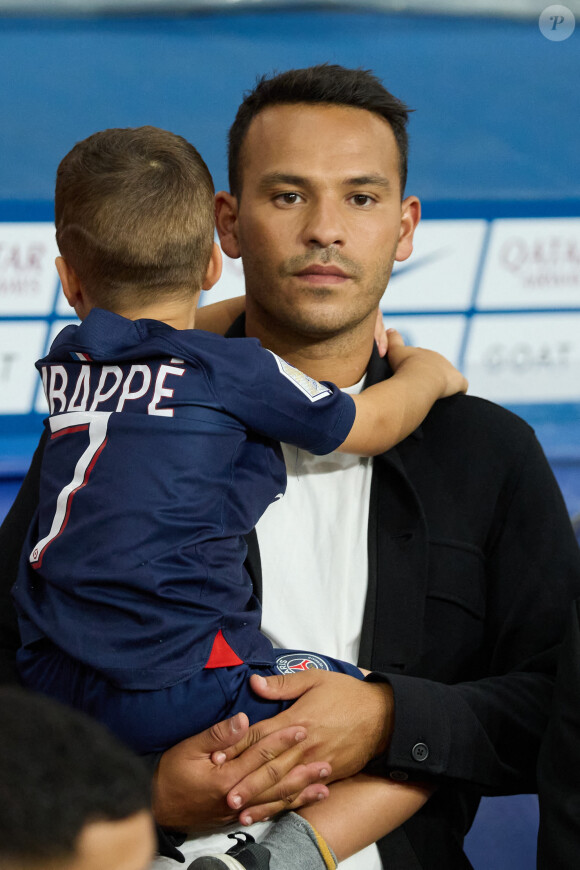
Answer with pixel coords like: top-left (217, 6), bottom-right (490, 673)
top-left (244, 314), bottom-right (374, 389)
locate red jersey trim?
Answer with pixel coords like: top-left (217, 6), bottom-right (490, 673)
top-left (204, 629), bottom-right (244, 668)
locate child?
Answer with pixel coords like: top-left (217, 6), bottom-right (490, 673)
top-left (13, 126), bottom-right (466, 869)
top-left (0, 687), bottom-right (154, 870)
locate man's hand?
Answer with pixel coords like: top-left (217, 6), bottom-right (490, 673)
top-left (152, 712), bottom-right (332, 832)
top-left (216, 671), bottom-right (394, 817)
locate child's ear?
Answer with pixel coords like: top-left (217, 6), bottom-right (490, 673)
top-left (201, 242), bottom-right (223, 292)
top-left (56, 257), bottom-right (91, 319)
top-left (56, 257), bottom-right (82, 309)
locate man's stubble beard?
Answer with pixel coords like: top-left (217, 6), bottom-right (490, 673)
top-left (243, 252), bottom-right (396, 350)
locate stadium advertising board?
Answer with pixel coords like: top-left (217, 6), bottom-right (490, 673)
top-left (1, 207), bottom-right (579, 468)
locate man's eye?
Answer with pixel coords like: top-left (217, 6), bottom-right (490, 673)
top-left (351, 194), bottom-right (375, 207)
top-left (274, 192), bottom-right (303, 205)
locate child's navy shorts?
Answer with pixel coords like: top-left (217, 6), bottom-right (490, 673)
top-left (18, 640), bottom-right (362, 754)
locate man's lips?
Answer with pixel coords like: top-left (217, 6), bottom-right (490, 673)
top-left (294, 265), bottom-right (351, 284)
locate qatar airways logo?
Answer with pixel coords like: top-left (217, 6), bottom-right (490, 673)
top-left (479, 219), bottom-right (580, 309)
top-left (0, 242), bottom-right (45, 298)
top-left (498, 235), bottom-right (580, 288)
top-left (0, 223), bottom-right (59, 315)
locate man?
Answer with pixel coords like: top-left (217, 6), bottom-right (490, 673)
top-left (1, 65), bottom-right (579, 869)
top-left (0, 686), bottom-right (155, 870)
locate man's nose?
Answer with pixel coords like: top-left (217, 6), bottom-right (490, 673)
top-left (301, 198), bottom-right (345, 248)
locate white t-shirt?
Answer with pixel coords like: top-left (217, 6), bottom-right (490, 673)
top-left (152, 378), bottom-right (382, 870)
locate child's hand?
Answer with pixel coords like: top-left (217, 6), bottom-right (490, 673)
top-left (386, 329), bottom-right (468, 398)
top-left (374, 310), bottom-right (388, 358)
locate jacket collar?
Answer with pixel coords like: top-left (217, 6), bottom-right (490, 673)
top-left (365, 344), bottom-right (423, 443)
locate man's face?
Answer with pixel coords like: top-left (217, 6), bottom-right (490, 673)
top-left (216, 102), bottom-right (419, 342)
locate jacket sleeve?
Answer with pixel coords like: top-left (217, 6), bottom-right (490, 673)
top-left (537, 598), bottom-right (580, 869)
top-left (369, 430), bottom-right (580, 794)
top-left (0, 432), bottom-right (47, 684)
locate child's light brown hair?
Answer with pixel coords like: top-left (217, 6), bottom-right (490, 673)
top-left (55, 126), bottom-right (215, 310)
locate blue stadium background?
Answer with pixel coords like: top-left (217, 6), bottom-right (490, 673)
top-left (1, 7), bottom-right (579, 867)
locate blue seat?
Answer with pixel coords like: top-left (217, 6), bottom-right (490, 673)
top-left (465, 795), bottom-right (539, 869)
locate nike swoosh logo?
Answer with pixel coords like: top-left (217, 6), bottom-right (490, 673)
top-left (392, 247), bottom-right (453, 279)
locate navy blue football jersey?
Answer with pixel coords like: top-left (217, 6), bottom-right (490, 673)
top-left (13, 309), bottom-right (356, 690)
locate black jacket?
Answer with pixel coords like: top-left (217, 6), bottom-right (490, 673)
top-left (537, 598), bottom-right (580, 869)
top-left (1, 319), bottom-right (579, 868)
top-left (236, 320), bottom-right (580, 869)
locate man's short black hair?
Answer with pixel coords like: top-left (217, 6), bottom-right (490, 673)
top-left (228, 63), bottom-right (411, 199)
top-left (0, 688), bottom-right (150, 866)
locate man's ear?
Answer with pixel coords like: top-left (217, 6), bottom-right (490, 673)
top-left (395, 196), bottom-right (421, 263)
top-left (56, 257), bottom-right (89, 317)
top-left (215, 191), bottom-right (241, 260)
top-left (201, 242), bottom-right (223, 292)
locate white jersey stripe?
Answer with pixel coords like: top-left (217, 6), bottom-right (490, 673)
top-left (30, 411), bottom-right (111, 568)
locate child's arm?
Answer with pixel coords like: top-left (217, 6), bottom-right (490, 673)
top-left (195, 296), bottom-right (245, 334)
top-left (299, 772), bottom-right (434, 864)
top-left (339, 330), bottom-right (468, 457)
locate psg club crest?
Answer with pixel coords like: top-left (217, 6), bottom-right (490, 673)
top-left (275, 653), bottom-right (330, 675)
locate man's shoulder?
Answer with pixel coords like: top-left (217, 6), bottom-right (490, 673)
top-left (390, 392), bottom-right (550, 507)
top-left (428, 392), bottom-right (532, 433)
top-left (427, 391), bottom-right (533, 434)
top-left (417, 392), bottom-right (538, 465)
top-left (366, 353), bottom-right (535, 448)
